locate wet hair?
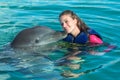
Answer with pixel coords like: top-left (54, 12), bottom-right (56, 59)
top-left (59, 10), bottom-right (89, 32)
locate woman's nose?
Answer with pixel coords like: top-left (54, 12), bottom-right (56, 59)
top-left (62, 23), bottom-right (67, 28)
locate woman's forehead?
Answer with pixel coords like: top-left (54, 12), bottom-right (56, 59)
top-left (60, 14), bottom-right (72, 20)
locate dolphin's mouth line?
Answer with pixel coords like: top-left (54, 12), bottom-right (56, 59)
top-left (12, 42), bottom-right (58, 49)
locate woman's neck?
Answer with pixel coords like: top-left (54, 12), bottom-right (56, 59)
top-left (71, 26), bottom-right (80, 37)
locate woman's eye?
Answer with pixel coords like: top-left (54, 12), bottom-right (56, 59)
top-left (61, 20), bottom-right (68, 26)
top-left (61, 23), bottom-right (63, 26)
top-left (65, 20), bottom-right (68, 23)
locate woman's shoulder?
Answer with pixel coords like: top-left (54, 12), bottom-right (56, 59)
top-left (87, 28), bottom-right (97, 34)
top-left (87, 28), bottom-right (102, 39)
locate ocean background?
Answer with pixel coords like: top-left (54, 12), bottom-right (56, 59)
top-left (0, 0), bottom-right (120, 80)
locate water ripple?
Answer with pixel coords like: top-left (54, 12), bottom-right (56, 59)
top-left (0, 0), bottom-right (120, 80)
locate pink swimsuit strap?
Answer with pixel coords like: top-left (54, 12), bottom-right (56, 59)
top-left (89, 35), bottom-right (103, 44)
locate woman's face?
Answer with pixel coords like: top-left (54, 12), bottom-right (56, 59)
top-left (60, 14), bottom-right (77, 33)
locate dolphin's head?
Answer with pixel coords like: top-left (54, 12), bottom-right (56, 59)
top-left (39, 31), bottom-right (66, 45)
top-left (11, 26), bottom-right (67, 49)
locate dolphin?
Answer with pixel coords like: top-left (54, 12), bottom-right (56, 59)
top-left (0, 26), bottom-right (75, 79)
top-left (10, 26), bottom-right (67, 54)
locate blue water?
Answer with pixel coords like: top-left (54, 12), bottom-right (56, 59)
top-left (0, 0), bottom-right (120, 80)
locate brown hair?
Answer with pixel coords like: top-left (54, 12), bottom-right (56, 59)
top-left (59, 10), bottom-right (89, 32)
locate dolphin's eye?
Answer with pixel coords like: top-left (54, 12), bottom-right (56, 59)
top-left (35, 38), bottom-right (39, 43)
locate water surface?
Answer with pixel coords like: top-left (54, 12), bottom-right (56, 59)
top-left (0, 0), bottom-right (120, 80)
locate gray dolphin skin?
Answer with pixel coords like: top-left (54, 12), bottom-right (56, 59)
top-left (0, 26), bottom-right (67, 79)
top-left (11, 26), bottom-right (67, 53)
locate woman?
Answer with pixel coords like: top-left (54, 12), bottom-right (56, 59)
top-left (58, 10), bottom-right (105, 74)
top-left (59, 10), bottom-right (103, 44)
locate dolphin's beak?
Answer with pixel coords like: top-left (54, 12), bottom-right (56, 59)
top-left (59, 31), bottom-right (67, 38)
top-left (51, 31), bottom-right (67, 41)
